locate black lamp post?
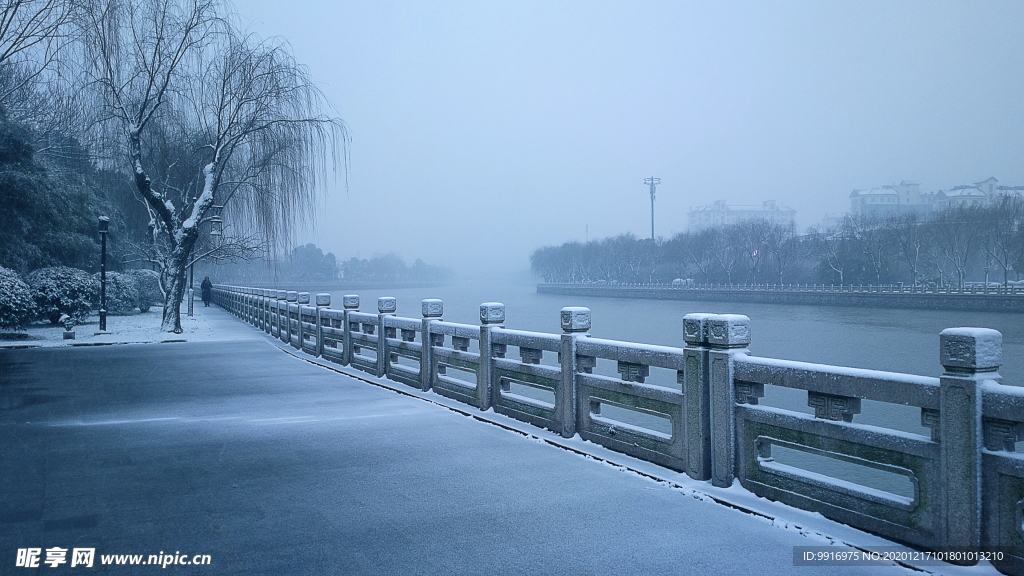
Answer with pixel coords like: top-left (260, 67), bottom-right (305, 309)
top-left (188, 259), bottom-right (194, 318)
top-left (98, 216), bottom-right (110, 333)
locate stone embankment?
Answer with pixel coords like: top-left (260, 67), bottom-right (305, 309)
top-left (536, 283), bottom-right (1024, 312)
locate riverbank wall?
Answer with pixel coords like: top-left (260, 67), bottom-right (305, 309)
top-left (536, 284), bottom-right (1024, 313)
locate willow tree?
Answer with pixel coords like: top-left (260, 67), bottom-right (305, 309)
top-left (0, 0), bottom-right (77, 106)
top-left (81, 0), bottom-right (346, 332)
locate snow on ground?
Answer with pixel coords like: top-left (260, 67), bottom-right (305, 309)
top-left (0, 298), bottom-right (261, 347)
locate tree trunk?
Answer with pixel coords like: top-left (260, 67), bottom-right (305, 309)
top-left (159, 230), bottom-right (199, 333)
top-left (161, 266), bottom-right (186, 333)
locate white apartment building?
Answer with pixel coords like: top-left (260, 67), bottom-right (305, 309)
top-left (849, 177), bottom-right (1023, 218)
top-left (849, 181), bottom-right (931, 217)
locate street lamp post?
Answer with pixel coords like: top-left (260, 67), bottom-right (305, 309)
top-left (188, 206), bottom-right (223, 317)
top-left (97, 216), bottom-right (110, 334)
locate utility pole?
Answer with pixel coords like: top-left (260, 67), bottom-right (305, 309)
top-left (644, 177), bottom-right (661, 240)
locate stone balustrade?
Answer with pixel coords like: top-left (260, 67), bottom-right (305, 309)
top-left (211, 284), bottom-right (1024, 574)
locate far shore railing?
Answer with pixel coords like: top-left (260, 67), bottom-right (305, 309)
top-left (541, 281), bottom-right (1024, 296)
top-left (212, 284), bottom-right (1024, 574)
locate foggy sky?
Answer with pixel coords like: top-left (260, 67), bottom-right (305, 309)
top-left (232, 1), bottom-right (1024, 278)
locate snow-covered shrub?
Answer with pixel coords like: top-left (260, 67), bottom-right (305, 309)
top-left (100, 271), bottom-right (139, 315)
top-left (0, 266), bottom-right (36, 330)
top-left (127, 269), bottom-right (162, 312)
top-left (27, 266), bottom-right (99, 324)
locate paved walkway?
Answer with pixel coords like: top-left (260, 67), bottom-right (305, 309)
top-left (0, 310), bottom-right (982, 574)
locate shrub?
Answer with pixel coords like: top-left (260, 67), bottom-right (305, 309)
top-left (127, 269), bottom-right (163, 312)
top-left (100, 271), bottom-right (139, 315)
top-left (27, 266), bottom-right (99, 324)
top-left (0, 266), bottom-right (36, 330)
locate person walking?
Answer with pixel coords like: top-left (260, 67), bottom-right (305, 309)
top-left (201, 276), bottom-right (213, 307)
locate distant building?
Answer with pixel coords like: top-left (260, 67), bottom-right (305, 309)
top-left (849, 181), bottom-right (931, 218)
top-left (935, 178), bottom-right (1024, 209)
top-left (933, 186), bottom-right (988, 210)
top-left (977, 177), bottom-right (999, 197)
top-left (849, 187), bottom-right (898, 217)
top-left (993, 184), bottom-right (1024, 202)
top-left (848, 177), bottom-right (1023, 219)
top-left (687, 200), bottom-right (796, 232)
top-left (820, 212), bottom-right (847, 229)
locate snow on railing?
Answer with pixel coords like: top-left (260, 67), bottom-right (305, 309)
top-left (211, 284), bottom-right (1024, 573)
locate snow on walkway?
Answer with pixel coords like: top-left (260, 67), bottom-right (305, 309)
top-left (0, 298), bottom-right (262, 348)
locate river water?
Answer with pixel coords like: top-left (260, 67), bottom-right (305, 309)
top-left (320, 279), bottom-right (1023, 498)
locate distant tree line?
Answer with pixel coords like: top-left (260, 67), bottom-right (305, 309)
top-left (279, 246), bottom-right (454, 283)
top-left (203, 245), bottom-right (453, 284)
top-left (341, 255), bottom-right (453, 283)
top-left (284, 244), bottom-right (338, 281)
top-left (531, 199), bottom-right (1024, 288)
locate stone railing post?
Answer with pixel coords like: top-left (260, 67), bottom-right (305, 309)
top-left (559, 307), bottom-right (590, 438)
top-left (272, 289), bottom-right (280, 336)
top-left (315, 293), bottom-right (331, 358)
top-left (478, 302), bottom-right (505, 411)
top-left (707, 314), bottom-right (751, 488)
top-left (682, 313), bottom-right (715, 481)
top-left (252, 288), bottom-right (259, 329)
top-left (938, 327), bottom-right (1000, 557)
top-left (342, 295), bottom-right (359, 366)
top-left (275, 290), bottom-right (287, 339)
top-left (264, 286), bottom-right (272, 332)
top-left (244, 288), bottom-right (251, 322)
top-left (377, 297), bottom-right (396, 377)
top-left (257, 289), bottom-right (265, 332)
top-left (266, 290), bottom-right (273, 329)
top-left (285, 291), bottom-right (298, 344)
top-left (420, 299), bottom-right (442, 392)
top-left (296, 292), bottom-right (310, 350)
